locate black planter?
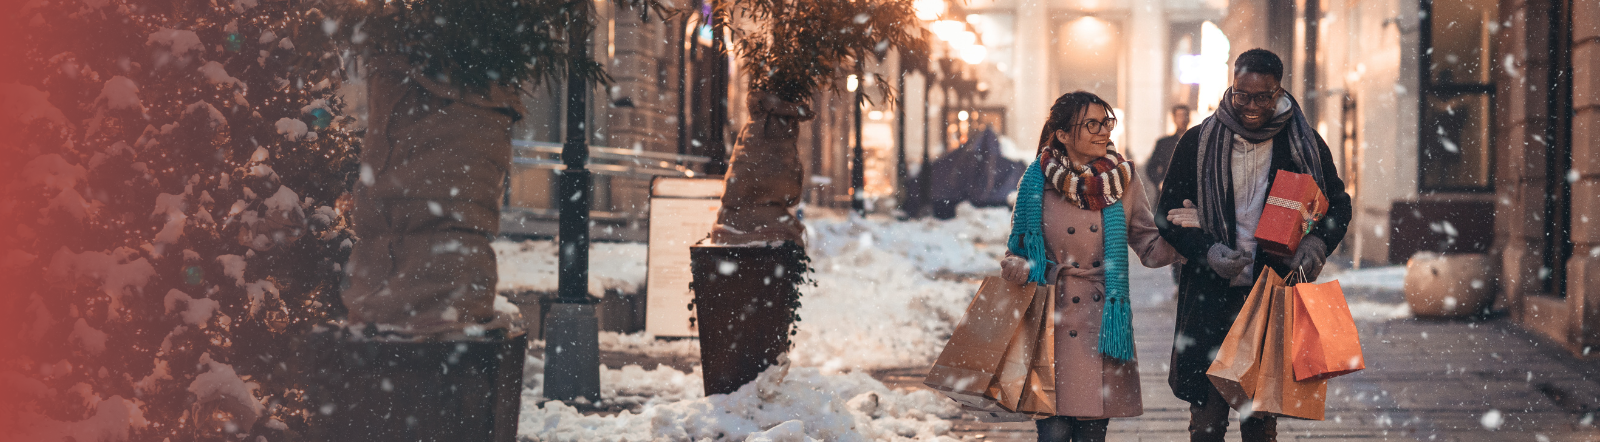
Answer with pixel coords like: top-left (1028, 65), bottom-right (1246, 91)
top-left (297, 329), bottom-right (526, 442)
top-left (690, 242), bottom-right (807, 396)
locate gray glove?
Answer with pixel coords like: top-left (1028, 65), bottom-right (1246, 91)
top-left (1290, 235), bottom-right (1328, 281)
top-left (1207, 243), bottom-right (1252, 282)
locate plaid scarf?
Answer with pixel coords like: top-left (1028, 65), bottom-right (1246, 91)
top-left (1042, 148), bottom-right (1133, 211)
top-left (1194, 90), bottom-right (1327, 246)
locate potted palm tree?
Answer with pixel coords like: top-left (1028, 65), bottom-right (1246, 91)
top-left (306, 0), bottom-right (669, 437)
top-left (692, 0), bottom-right (927, 395)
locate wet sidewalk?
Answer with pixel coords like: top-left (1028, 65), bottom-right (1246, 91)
top-left (896, 263), bottom-right (1600, 441)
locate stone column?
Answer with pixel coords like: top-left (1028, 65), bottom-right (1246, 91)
top-left (1565, 0), bottom-right (1600, 350)
top-left (1011, 0), bottom-right (1051, 151)
top-left (1126, 0), bottom-right (1167, 165)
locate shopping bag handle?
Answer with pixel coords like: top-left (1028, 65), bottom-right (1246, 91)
top-left (1285, 266), bottom-right (1307, 285)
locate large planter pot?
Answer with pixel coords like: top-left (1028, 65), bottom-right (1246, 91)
top-left (297, 329), bottom-right (526, 442)
top-left (690, 242), bottom-right (806, 395)
top-left (1403, 252), bottom-right (1495, 318)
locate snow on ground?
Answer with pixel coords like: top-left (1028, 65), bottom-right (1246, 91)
top-left (494, 239), bottom-right (648, 297)
top-left (519, 361), bottom-right (963, 442)
top-left (514, 205), bottom-right (1007, 440)
top-left (1322, 265), bottom-right (1413, 322)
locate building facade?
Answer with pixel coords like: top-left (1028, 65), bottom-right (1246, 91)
top-left (1299, 0), bottom-right (1598, 354)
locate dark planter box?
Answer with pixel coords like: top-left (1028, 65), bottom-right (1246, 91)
top-left (690, 243), bottom-right (804, 396)
top-left (297, 329), bottom-right (526, 442)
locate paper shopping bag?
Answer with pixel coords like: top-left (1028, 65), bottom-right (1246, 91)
top-left (1012, 287), bottom-right (1056, 417)
top-left (1247, 282), bottom-right (1327, 420)
top-left (925, 277), bottom-right (1041, 416)
top-left (1206, 268), bottom-right (1279, 409)
top-left (1292, 280), bottom-right (1366, 381)
top-left (991, 282), bottom-right (1053, 417)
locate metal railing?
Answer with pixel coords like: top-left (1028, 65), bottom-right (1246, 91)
top-left (503, 140), bottom-right (714, 239)
top-left (510, 140), bottom-right (711, 178)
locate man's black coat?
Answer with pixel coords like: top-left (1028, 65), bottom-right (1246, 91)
top-left (1155, 125), bottom-right (1353, 406)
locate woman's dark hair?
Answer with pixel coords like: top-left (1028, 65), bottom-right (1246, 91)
top-left (1038, 91), bottom-right (1113, 154)
top-left (1234, 48), bottom-right (1285, 80)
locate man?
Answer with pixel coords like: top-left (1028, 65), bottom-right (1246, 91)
top-left (1149, 104), bottom-right (1192, 286)
top-left (1156, 49), bottom-right (1352, 442)
top-left (1146, 104), bottom-right (1192, 188)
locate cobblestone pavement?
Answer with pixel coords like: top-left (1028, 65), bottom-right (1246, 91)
top-left (870, 262), bottom-right (1600, 441)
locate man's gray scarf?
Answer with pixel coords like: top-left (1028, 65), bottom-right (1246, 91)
top-left (1194, 89), bottom-right (1326, 247)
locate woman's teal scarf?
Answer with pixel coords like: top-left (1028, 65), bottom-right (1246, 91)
top-left (1007, 158), bottom-right (1136, 362)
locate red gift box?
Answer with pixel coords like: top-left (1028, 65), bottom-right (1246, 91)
top-left (1258, 170), bottom-right (1327, 259)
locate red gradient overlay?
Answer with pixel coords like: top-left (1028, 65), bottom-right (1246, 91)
top-left (2, 0), bottom-right (359, 439)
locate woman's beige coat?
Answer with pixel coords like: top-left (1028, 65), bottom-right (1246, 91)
top-left (1038, 173), bottom-right (1179, 419)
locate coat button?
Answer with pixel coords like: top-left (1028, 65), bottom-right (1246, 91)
top-left (1089, 224), bottom-right (1099, 233)
top-left (1093, 293), bottom-right (1102, 302)
top-left (1069, 330), bottom-right (1078, 338)
top-left (1072, 262), bottom-right (1080, 268)
top-left (1092, 261), bottom-right (1102, 268)
top-left (1067, 227), bottom-right (1076, 234)
top-left (1072, 296), bottom-right (1080, 303)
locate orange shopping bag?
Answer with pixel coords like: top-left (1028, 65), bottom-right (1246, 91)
top-left (1291, 279), bottom-right (1366, 381)
top-left (1245, 275), bottom-right (1327, 420)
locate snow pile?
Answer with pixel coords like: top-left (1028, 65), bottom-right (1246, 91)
top-left (493, 240), bottom-right (648, 297)
top-left (11, 396), bottom-right (149, 442)
top-left (805, 203), bottom-right (1013, 276)
top-left (96, 76), bottom-right (144, 111)
top-left (147, 28), bottom-right (203, 56)
top-left (789, 245), bottom-right (977, 371)
top-left (519, 363), bottom-right (962, 441)
top-left (598, 331), bottom-right (700, 358)
top-left (2, 83), bottom-right (69, 127)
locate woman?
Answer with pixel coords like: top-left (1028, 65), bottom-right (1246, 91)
top-left (1000, 92), bottom-right (1182, 442)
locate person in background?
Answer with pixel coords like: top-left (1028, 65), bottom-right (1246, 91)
top-left (1156, 49), bottom-right (1353, 442)
top-left (1000, 91), bottom-right (1182, 442)
top-left (1145, 104), bottom-right (1192, 189)
top-left (1148, 104), bottom-right (1192, 286)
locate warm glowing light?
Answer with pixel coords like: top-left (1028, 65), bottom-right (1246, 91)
top-left (1195, 21), bottom-right (1232, 120)
top-left (930, 20), bottom-right (966, 41)
top-left (958, 111), bottom-right (969, 121)
top-left (949, 30), bottom-right (977, 49)
top-left (914, 0), bottom-right (946, 21)
top-left (869, 110), bottom-right (885, 120)
top-left (847, 74), bottom-right (859, 92)
top-left (960, 44), bottom-right (987, 64)
top-left (1067, 17), bottom-right (1112, 48)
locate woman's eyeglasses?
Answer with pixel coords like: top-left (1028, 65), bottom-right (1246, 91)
top-left (1074, 117), bottom-right (1118, 134)
top-left (1229, 88), bottom-right (1282, 107)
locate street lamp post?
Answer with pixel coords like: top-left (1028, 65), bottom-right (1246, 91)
top-left (545, 4), bottom-right (601, 404)
top-left (852, 61), bottom-right (866, 215)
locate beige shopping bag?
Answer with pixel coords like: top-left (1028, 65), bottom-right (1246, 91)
top-left (925, 277), bottom-right (1044, 419)
top-left (1206, 269), bottom-right (1279, 408)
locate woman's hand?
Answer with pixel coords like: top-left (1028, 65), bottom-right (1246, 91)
top-left (1167, 199), bottom-right (1201, 228)
top-left (1001, 256), bottom-right (1030, 285)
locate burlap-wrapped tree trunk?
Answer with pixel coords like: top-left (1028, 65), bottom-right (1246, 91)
top-left (711, 90), bottom-right (815, 245)
top-left (344, 56), bottom-right (522, 337)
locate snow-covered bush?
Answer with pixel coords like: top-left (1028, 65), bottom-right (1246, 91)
top-left (4, 0), bottom-right (357, 440)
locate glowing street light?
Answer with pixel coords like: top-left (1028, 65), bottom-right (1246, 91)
top-left (930, 20), bottom-right (966, 41)
top-left (914, 0), bottom-right (946, 21)
top-left (960, 44), bottom-right (987, 64)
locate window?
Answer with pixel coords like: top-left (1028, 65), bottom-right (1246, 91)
top-left (1418, 0), bottom-right (1497, 192)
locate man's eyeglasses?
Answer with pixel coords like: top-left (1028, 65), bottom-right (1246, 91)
top-left (1229, 88), bottom-right (1282, 108)
top-left (1073, 117), bottom-right (1118, 135)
